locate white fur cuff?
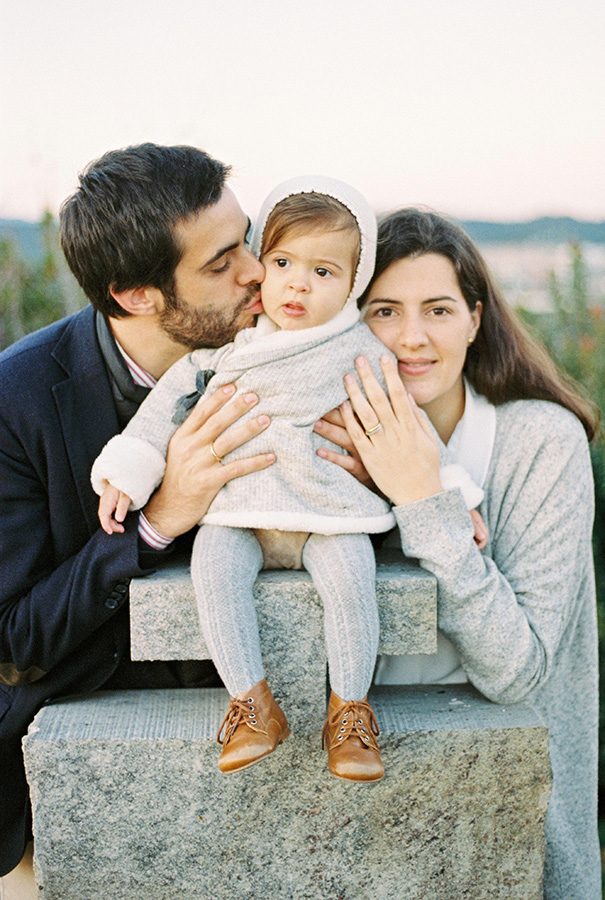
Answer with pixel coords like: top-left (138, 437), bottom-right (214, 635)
top-left (440, 463), bottom-right (484, 510)
top-left (91, 435), bottom-right (167, 510)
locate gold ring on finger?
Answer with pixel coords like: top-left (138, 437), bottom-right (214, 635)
top-left (364, 422), bottom-right (383, 437)
top-left (210, 441), bottom-right (224, 463)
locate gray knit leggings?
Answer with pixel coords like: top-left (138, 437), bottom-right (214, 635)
top-left (191, 524), bottom-right (379, 700)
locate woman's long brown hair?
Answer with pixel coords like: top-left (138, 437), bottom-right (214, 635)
top-left (361, 208), bottom-right (599, 440)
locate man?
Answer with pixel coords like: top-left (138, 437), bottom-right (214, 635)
top-left (0, 144), bottom-right (274, 896)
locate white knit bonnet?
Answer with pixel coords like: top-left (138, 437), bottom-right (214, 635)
top-left (249, 175), bottom-right (377, 308)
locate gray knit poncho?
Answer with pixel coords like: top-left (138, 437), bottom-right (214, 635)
top-left (91, 177), bottom-right (481, 531)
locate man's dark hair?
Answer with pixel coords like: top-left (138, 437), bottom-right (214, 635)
top-left (59, 143), bottom-right (230, 317)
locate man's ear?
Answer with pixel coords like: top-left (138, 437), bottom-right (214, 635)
top-left (109, 286), bottom-right (162, 316)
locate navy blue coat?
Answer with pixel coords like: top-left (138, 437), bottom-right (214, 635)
top-left (0, 306), bottom-right (161, 875)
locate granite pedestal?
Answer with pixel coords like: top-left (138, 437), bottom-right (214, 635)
top-left (22, 550), bottom-right (551, 899)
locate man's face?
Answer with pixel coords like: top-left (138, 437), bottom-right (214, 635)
top-left (159, 187), bottom-right (265, 349)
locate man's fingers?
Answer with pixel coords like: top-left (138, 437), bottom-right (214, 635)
top-left (208, 414), bottom-right (271, 461)
top-left (217, 452), bottom-right (276, 485)
top-left (181, 386), bottom-right (259, 440)
top-left (180, 383), bottom-right (237, 430)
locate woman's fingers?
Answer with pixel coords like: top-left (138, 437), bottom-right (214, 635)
top-left (316, 445), bottom-right (375, 489)
top-left (338, 355), bottom-right (443, 507)
top-left (342, 372), bottom-right (387, 435)
top-left (318, 408), bottom-right (345, 427)
top-left (339, 398), bottom-right (368, 446)
top-left (406, 391), bottom-right (437, 440)
top-left (345, 356), bottom-right (404, 435)
top-left (313, 410), bottom-right (357, 455)
top-left (379, 355), bottom-right (418, 423)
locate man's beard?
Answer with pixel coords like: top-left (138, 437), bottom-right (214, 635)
top-left (159, 285), bottom-right (260, 350)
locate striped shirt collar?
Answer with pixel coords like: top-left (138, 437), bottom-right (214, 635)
top-left (115, 341), bottom-right (157, 389)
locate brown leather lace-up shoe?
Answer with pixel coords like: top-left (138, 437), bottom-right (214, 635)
top-left (217, 679), bottom-right (290, 774)
top-left (322, 691), bottom-right (384, 782)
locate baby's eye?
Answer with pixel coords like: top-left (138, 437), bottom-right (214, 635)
top-left (274, 258), bottom-right (290, 268)
top-left (316, 267), bottom-right (331, 277)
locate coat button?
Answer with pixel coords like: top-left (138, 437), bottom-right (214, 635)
top-left (105, 593), bottom-right (121, 609)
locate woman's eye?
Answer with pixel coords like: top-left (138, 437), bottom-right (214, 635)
top-left (373, 307), bottom-right (395, 318)
top-left (429, 306), bottom-right (450, 317)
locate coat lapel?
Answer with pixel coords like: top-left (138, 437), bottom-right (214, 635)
top-left (51, 307), bottom-right (120, 535)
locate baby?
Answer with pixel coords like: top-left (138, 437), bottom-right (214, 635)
top-left (92, 176), bottom-right (485, 783)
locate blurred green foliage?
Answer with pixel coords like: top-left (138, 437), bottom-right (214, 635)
top-left (518, 244), bottom-right (605, 830)
top-left (0, 212), bottom-right (86, 351)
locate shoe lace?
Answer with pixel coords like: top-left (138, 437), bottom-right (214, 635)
top-left (322, 699), bottom-right (380, 751)
top-left (217, 696), bottom-right (256, 746)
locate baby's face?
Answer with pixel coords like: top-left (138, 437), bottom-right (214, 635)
top-left (260, 227), bottom-right (358, 330)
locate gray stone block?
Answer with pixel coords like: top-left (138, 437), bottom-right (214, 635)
top-left (24, 684), bottom-right (550, 900)
top-left (130, 548), bottom-right (437, 660)
top-left (129, 548), bottom-right (436, 733)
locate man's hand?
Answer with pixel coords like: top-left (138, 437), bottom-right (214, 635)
top-left (98, 485), bottom-right (133, 535)
top-left (143, 384), bottom-right (274, 540)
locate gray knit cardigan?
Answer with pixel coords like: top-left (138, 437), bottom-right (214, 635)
top-left (393, 398), bottom-right (600, 900)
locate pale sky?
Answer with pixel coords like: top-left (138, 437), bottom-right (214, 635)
top-left (1, 0), bottom-right (604, 223)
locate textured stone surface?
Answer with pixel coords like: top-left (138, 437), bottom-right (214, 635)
top-left (130, 548), bottom-right (437, 659)
top-left (129, 548), bottom-right (436, 733)
top-left (24, 684), bottom-right (550, 900)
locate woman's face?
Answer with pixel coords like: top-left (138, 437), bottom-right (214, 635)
top-left (362, 253), bottom-right (481, 438)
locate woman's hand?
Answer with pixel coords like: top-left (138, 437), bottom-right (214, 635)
top-left (313, 408), bottom-right (376, 491)
top-left (339, 355), bottom-right (442, 507)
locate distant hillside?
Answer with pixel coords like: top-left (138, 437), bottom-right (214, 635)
top-left (0, 218), bottom-right (44, 260)
top-left (2, 215), bottom-right (605, 262)
top-left (460, 217), bottom-right (605, 245)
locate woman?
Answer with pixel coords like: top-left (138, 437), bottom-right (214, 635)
top-left (315, 208), bottom-right (600, 899)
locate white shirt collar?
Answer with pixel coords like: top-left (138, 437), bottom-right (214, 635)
top-left (447, 380), bottom-right (496, 489)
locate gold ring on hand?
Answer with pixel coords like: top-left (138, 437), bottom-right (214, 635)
top-left (364, 422), bottom-right (383, 437)
top-left (210, 441), bottom-right (223, 463)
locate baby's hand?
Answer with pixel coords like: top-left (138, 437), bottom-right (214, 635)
top-left (470, 508), bottom-right (489, 550)
top-left (98, 485), bottom-right (133, 535)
